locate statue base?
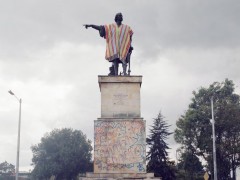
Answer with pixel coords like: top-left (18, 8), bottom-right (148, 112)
top-left (82, 76), bottom-right (161, 179)
top-left (80, 172), bottom-right (161, 179)
top-left (94, 119), bottom-right (146, 173)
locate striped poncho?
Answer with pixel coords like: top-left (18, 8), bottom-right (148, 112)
top-left (103, 23), bottom-right (133, 62)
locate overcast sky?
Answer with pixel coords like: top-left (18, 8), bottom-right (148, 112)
top-left (1, 0), bottom-right (240, 174)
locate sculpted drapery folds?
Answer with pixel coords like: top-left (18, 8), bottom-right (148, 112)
top-left (103, 23), bottom-right (133, 63)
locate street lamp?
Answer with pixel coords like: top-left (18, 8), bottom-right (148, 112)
top-left (8, 90), bottom-right (22, 180)
top-left (210, 96), bottom-right (217, 180)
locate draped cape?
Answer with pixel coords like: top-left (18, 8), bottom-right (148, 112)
top-left (101, 23), bottom-right (133, 62)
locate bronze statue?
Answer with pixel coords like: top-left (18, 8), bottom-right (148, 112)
top-left (84, 13), bottom-right (133, 76)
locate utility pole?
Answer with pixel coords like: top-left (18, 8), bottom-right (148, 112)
top-left (211, 97), bottom-right (217, 180)
top-left (8, 90), bottom-right (22, 180)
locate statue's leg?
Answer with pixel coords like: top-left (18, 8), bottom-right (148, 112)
top-left (108, 63), bottom-right (115, 76)
top-left (113, 59), bottom-right (119, 76)
top-left (122, 60), bottom-right (127, 76)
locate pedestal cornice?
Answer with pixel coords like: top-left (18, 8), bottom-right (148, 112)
top-left (98, 76), bottom-right (142, 91)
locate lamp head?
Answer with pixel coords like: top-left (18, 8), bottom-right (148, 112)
top-left (8, 90), bottom-right (14, 95)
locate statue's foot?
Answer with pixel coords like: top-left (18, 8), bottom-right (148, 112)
top-left (119, 71), bottom-right (128, 76)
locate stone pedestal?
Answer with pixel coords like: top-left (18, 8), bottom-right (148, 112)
top-left (99, 76), bottom-right (142, 118)
top-left (94, 119), bottom-right (145, 173)
top-left (84, 76), bottom-right (158, 179)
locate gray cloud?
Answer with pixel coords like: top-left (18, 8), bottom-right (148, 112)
top-left (1, 0), bottom-right (240, 61)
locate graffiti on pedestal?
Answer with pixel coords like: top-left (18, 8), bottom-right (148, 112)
top-left (94, 120), bottom-right (146, 173)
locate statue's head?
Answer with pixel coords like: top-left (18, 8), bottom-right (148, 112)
top-left (115, 13), bottom-right (123, 25)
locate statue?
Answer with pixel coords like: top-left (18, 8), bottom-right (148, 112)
top-left (84, 13), bottom-right (133, 76)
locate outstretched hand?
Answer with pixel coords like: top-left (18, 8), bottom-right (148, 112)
top-left (83, 24), bottom-right (100, 31)
top-left (83, 24), bottom-right (90, 29)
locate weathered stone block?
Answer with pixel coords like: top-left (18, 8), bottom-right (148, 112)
top-left (98, 76), bottom-right (142, 118)
top-left (94, 119), bottom-right (146, 173)
top-left (84, 172), bottom-right (156, 179)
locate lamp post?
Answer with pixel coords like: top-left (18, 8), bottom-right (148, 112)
top-left (210, 96), bottom-right (217, 180)
top-left (8, 90), bottom-right (22, 180)
top-left (176, 148), bottom-right (181, 170)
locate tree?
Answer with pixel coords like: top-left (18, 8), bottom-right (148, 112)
top-left (31, 128), bottom-right (93, 180)
top-left (177, 150), bottom-right (203, 179)
top-left (147, 111), bottom-right (176, 180)
top-left (175, 79), bottom-right (240, 180)
top-left (0, 161), bottom-right (15, 178)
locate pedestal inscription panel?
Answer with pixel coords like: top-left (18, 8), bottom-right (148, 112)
top-left (94, 119), bottom-right (146, 173)
top-left (99, 76), bottom-right (142, 118)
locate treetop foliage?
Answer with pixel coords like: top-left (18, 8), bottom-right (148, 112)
top-left (0, 161), bottom-right (15, 174)
top-left (175, 79), bottom-right (240, 180)
top-left (31, 128), bottom-right (92, 180)
top-left (147, 111), bottom-right (175, 180)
